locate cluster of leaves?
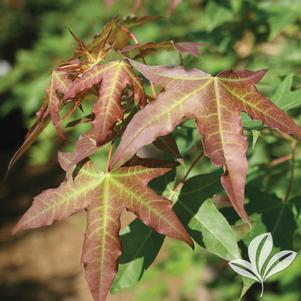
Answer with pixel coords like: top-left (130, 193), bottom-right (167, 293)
top-left (3, 1), bottom-right (301, 116)
top-left (9, 12), bottom-right (301, 301)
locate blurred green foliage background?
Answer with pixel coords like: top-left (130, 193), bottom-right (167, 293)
top-left (1, 1), bottom-right (301, 301)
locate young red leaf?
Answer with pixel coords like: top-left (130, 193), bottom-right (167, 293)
top-left (72, 132), bottom-right (97, 164)
top-left (72, 16), bottom-right (160, 65)
top-left (65, 60), bottom-right (146, 145)
top-left (13, 158), bottom-right (192, 301)
top-left (47, 70), bottom-right (72, 138)
top-left (57, 151), bottom-right (75, 173)
top-left (111, 61), bottom-right (301, 222)
top-left (58, 132), bottom-right (97, 173)
top-left (174, 42), bottom-right (203, 57)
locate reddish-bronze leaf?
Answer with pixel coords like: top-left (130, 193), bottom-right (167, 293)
top-left (47, 70), bottom-right (72, 138)
top-left (174, 42), bottom-right (203, 57)
top-left (57, 151), bottom-right (75, 173)
top-left (65, 60), bottom-right (146, 145)
top-left (58, 132), bottom-right (97, 173)
top-left (82, 183), bottom-right (124, 301)
top-left (111, 61), bottom-right (301, 222)
top-left (12, 161), bottom-right (103, 234)
top-left (71, 16), bottom-right (160, 66)
top-left (13, 158), bottom-right (192, 301)
top-left (72, 132), bottom-right (97, 164)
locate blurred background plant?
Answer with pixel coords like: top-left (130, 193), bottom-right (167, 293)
top-left (0, 0), bottom-right (301, 301)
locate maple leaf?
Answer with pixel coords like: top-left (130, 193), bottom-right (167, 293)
top-left (13, 158), bottom-right (192, 301)
top-left (111, 61), bottom-right (301, 222)
top-left (7, 19), bottom-right (197, 174)
top-left (65, 60), bottom-right (146, 145)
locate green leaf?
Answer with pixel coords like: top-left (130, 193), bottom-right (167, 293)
top-left (174, 171), bottom-right (241, 260)
top-left (241, 112), bottom-right (263, 130)
top-left (259, 0), bottom-right (301, 40)
top-left (111, 219), bottom-right (164, 293)
top-left (239, 278), bottom-right (255, 300)
top-left (196, 200), bottom-right (241, 260)
top-left (251, 130), bottom-right (261, 149)
top-left (245, 182), bottom-right (297, 249)
top-left (272, 74), bottom-right (301, 111)
top-left (202, 2), bottom-right (233, 32)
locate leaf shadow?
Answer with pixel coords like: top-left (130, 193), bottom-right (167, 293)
top-left (173, 169), bottom-right (223, 247)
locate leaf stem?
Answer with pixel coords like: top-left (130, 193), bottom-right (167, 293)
top-left (269, 154), bottom-right (292, 167)
top-left (173, 152), bottom-right (203, 191)
top-left (106, 141), bottom-right (114, 173)
top-left (284, 140), bottom-right (297, 203)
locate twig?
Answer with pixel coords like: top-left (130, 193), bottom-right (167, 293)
top-left (275, 130), bottom-right (295, 142)
top-left (269, 154), bottom-right (292, 167)
top-left (284, 140), bottom-right (297, 203)
top-left (173, 152), bottom-right (203, 191)
top-left (106, 141), bottom-right (114, 173)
